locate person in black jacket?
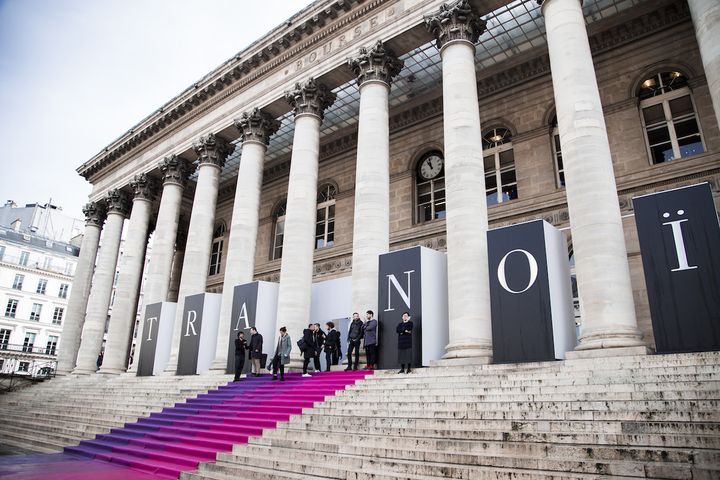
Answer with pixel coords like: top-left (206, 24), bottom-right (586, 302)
top-left (301, 324), bottom-right (318, 377)
top-left (313, 323), bottom-right (325, 372)
top-left (345, 312), bottom-right (363, 371)
top-left (233, 331), bottom-right (247, 381)
top-left (324, 321), bottom-right (340, 371)
top-left (249, 327), bottom-right (263, 377)
top-left (396, 311), bottom-right (413, 374)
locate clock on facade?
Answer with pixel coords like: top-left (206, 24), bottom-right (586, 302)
top-left (418, 153), bottom-right (444, 180)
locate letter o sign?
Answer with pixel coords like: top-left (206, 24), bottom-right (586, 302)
top-left (497, 249), bottom-right (539, 294)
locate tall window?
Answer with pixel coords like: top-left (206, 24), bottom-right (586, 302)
top-left (30, 303), bottom-right (43, 321)
top-left (36, 279), bottom-right (48, 294)
top-left (639, 71), bottom-right (704, 164)
top-left (483, 127), bottom-right (518, 205)
top-left (22, 332), bottom-right (36, 352)
top-left (64, 262), bottom-right (74, 276)
top-left (416, 151), bottom-right (446, 223)
top-left (550, 115), bottom-right (565, 187)
top-left (18, 361), bottom-right (29, 372)
top-left (52, 307), bottom-right (64, 325)
top-left (58, 283), bottom-right (69, 299)
top-left (43, 257), bottom-right (52, 270)
top-left (316, 184), bottom-right (336, 249)
top-left (46, 335), bottom-right (58, 355)
top-left (5, 299), bottom-right (18, 318)
top-left (0, 246), bottom-right (5, 261)
top-left (12, 274), bottom-right (24, 290)
top-left (19, 251), bottom-right (29, 266)
top-left (272, 201), bottom-right (287, 260)
top-left (0, 329), bottom-right (10, 349)
top-left (208, 223), bottom-right (226, 276)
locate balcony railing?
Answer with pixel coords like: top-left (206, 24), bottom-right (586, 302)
top-left (0, 254), bottom-right (74, 276)
top-left (0, 342), bottom-right (58, 357)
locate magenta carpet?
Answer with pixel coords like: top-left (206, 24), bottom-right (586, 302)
top-left (0, 371), bottom-right (370, 479)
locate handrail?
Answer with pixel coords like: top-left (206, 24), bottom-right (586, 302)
top-left (0, 343), bottom-right (58, 357)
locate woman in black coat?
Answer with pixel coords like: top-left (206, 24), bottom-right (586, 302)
top-left (324, 321), bottom-right (341, 371)
top-left (301, 324), bottom-right (318, 376)
top-left (396, 311), bottom-right (413, 374)
top-left (233, 331), bottom-right (247, 381)
top-left (249, 327), bottom-right (263, 377)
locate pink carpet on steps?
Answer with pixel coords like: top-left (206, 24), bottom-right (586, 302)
top-left (0, 370), bottom-right (371, 479)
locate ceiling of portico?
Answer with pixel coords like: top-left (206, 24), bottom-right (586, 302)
top-left (204, 0), bottom-right (649, 187)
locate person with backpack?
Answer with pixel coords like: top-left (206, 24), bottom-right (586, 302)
top-left (324, 321), bottom-right (341, 371)
top-left (233, 331), bottom-right (248, 381)
top-left (345, 312), bottom-right (363, 371)
top-left (301, 324), bottom-right (318, 377)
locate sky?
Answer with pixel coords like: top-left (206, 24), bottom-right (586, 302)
top-left (0, 0), bottom-right (310, 221)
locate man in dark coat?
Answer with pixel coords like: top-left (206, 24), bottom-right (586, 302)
top-left (249, 327), bottom-right (263, 377)
top-left (396, 311), bottom-right (413, 374)
top-left (345, 312), bottom-right (364, 371)
top-left (233, 331), bottom-right (248, 381)
top-left (313, 323), bottom-right (325, 372)
top-left (324, 321), bottom-right (341, 371)
top-left (302, 324), bottom-right (318, 376)
top-left (363, 310), bottom-right (378, 370)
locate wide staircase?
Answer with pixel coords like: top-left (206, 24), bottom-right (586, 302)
top-left (182, 351), bottom-right (720, 480)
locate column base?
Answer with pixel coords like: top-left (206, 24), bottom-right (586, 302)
top-left (430, 356), bottom-right (492, 367)
top-left (70, 368), bottom-right (95, 375)
top-left (575, 326), bottom-right (645, 351)
top-left (565, 345), bottom-right (650, 360)
top-left (96, 367), bottom-right (125, 375)
top-left (442, 340), bottom-right (493, 362)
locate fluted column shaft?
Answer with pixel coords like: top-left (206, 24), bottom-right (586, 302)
top-left (100, 175), bottom-right (156, 374)
top-left (542, 0), bottom-right (643, 350)
top-left (73, 191), bottom-right (129, 374)
top-left (56, 203), bottom-right (105, 374)
top-left (426, 0), bottom-right (493, 361)
top-left (349, 42), bottom-right (402, 315)
top-left (165, 134), bottom-right (234, 373)
top-left (688, 0), bottom-right (720, 130)
top-left (212, 109), bottom-right (279, 371)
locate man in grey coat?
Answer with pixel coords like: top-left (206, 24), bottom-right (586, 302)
top-left (363, 310), bottom-right (378, 370)
top-left (271, 326), bottom-right (291, 381)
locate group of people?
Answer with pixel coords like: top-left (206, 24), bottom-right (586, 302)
top-left (232, 310), bottom-right (415, 381)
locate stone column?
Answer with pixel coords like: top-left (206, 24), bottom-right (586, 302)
top-left (165, 134), bottom-right (235, 373)
top-left (425, 0), bottom-right (493, 363)
top-left (276, 78), bottom-right (336, 366)
top-left (99, 174), bottom-right (157, 374)
top-left (73, 190), bottom-right (130, 374)
top-left (144, 156), bottom-right (191, 304)
top-left (687, 0), bottom-right (720, 130)
top-left (56, 202), bottom-right (106, 374)
top-left (540, 0), bottom-right (644, 354)
top-left (211, 109), bottom-right (280, 371)
top-left (348, 41), bottom-right (403, 316)
top-left (167, 222), bottom-right (187, 303)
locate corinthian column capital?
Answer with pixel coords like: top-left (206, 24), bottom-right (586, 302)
top-left (105, 189), bottom-right (130, 217)
top-left (129, 173), bottom-right (158, 202)
top-left (234, 108), bottom-right (281, 146)
top-left (424, 0), bottom-right (486, 51)
top-left (348, 41), bottom-right (404, 87)
top-left (82, 202), bottom-right (107, 228)
top-left (284, 77), bottom-right (336, 120)
top-left (193, 133), bottom-right (235, 169)
top-left (158, 155), bottom-right (192, 187)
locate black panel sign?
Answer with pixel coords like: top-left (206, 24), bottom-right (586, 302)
top-left (225, 282), bottom-right (259, 374)
top-left (137, 302), bottom-right (162, 376)
top-left (488, 220), bottom-right (555, 363)
top-left (177, 293), bottom-right (205, 375)
top-left (633, 183), bottom-right (720, 353)
top-left (377, 247), bottom-right (422, 369)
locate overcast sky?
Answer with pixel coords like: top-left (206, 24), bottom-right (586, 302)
top-left (0, 0), bottom-right (309, 220)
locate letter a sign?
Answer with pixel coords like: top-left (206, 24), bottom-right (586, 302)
top-left (633, 183), bottom-right (720, 353)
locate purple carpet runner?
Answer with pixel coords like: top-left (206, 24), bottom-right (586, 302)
top-left (0, 371), bottom-right (370, 479)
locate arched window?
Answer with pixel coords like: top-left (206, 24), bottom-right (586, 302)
top-left (316, 184), bottom-right (336, 249)
top-left (415, 150), bottom-right (446, 223)
top-left (271, 201), bottom-right (286, 260)
top-left (638, 71), bottom-right (704, 164)
top-left (208, 222), bottom-right (226, 276)
top-left (483, 127), bottom-right (517, 205)
top-left (550, 115), bottom-right (565, 187)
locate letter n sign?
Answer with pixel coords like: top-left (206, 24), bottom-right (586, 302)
top-left (488, 220), bottom-right (575, 363)
top-left (633, 183), bottom-right (720, 353)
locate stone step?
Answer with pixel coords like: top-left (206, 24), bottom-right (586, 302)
top-left (1, 415), bottom-right (113, 437)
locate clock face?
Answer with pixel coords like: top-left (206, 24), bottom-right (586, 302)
top-left (418, 154), bottom-right (443, 180)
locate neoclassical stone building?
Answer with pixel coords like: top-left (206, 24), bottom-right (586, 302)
top-left (59, 0), bottom-right (720, 375)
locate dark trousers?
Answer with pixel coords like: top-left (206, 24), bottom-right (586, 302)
top-left (324, 349), bottom-right (339, 371)
top-left (303, 356), bottom-right (312, 374)
top-left (347, 340), bottom-right (361, 368)
top-left (233, 354), bottom-right (245, 380)
top-left (365, 344), bottom-right (377, 365)
top-left (271, 354), bottom-right (284, 378)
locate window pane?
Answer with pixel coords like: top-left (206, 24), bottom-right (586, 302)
top-left (504, 185), bottom-right (519, 201)
top-left (418, 204), bottom-right (432, 222)
top-left (316, 208), bottom-right (325, 222)
top-left (485, 173), bottom-right (497, 190)
top-left (646, 126), bottom-right (671, 145)
top-left (677, 136), bottom-right (705, 158)
top-left (499, 149), bottom-right (514, 168)
top-left (328, 204), bottom-right (335, 219)
top-left (669, 95), bottom-right (694, 117)
top-left (500, 170), bottom-right (516, 185)
top-left (483, 155), bottom-right (495, 172)
top-left (315, 222), bottom-right (325, 237)
top-left (487, 192), bottom-right (500, 206)
top-left (673, 118), bottom-right (700, 139)
top-left (650, 143), bottom-right (674, 164)
top-left (642, 104), bottom-right (665, 125)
